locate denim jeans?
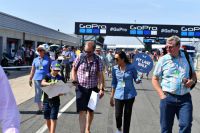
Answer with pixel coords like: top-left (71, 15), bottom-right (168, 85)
top-left (160, 92), bottom-right (193, 133)
top-left (34, 80), bottom-right (42, 103)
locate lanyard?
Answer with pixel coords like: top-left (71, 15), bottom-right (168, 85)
top-left (173, 56), bottom-right (181, 77)
top-left (39, 58), bottom-right (43, 65)
top-left (38, 57), bottom-right (44, 69)
top-left (86, 60), bottom-right (94, 75)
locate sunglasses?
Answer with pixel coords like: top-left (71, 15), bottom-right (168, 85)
top-left (52, 69), bottom-right (60, 72)
top-left (38, 50), bottom-right (45, 52)
top-left (85, 51), bottom-right (92, 54)
top-left (115, 58), bottom-right (119, 61)
top-left (166, 45), bottom-right (177, 50)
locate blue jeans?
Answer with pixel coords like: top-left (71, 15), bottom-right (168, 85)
top-left (160, 92), bottom-right (193, 133)
top-left (34, 80), bottom-right (42, 103)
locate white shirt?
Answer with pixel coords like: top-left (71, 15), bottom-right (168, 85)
top-left (0, 66), bottom-right (20, 133)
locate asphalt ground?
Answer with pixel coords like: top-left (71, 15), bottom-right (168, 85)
top-left (15, 74), bottom-right (200, 133)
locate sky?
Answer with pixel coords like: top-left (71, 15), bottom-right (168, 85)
top-left (0, 0), bottom-right (200, 45)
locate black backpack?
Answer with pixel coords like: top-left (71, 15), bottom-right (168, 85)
top-left (182, 50), bottom-right (197, 89)
top-left (74, 53), bottom-right (100, 72)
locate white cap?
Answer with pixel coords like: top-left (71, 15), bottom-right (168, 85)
top-left (37, 45), bottom-right (46, 51)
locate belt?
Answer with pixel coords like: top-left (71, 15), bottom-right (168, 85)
top-left (163, 91), bottom-right (190, 97)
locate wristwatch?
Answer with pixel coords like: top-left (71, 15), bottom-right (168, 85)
top-left (191, 79), bottom-right (196, 85)
top-left (72, 80), bottom-right (78, 84)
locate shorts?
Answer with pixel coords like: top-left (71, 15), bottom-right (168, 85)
top-left (43, 102), bottom-right (60, 120)
top-left (76, 85), bottom-right (99, 112)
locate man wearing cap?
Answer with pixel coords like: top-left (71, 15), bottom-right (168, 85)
top-left (29, 45), bottom-right (51, 114)
top-left (61, 45), bottom-right (71, 82)
top-left (106, 49), bottom-right (115, 77)
top-left (72, 41), bottom-right (104, 133)
top-left (95, 45), bottom-right (108, 90)
top-left (41, 61), bottom-right (65, 133)
top-left (69, 46), bottom-right (76, 69)
top-left (0, 66), bottom-right (20, 133)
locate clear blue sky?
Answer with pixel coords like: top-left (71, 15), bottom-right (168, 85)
top-left (1, 0), bottom-right (200, 45)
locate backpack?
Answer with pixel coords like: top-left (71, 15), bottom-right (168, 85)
top-left (182, 50), bottom-right (197, 89)
top-left (74, 53), bottom-right (100, 72)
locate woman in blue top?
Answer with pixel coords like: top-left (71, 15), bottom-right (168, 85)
top-left (110, 51), bottom-right (140, 133)
top-left (29, 45), bottom-right (51, 114)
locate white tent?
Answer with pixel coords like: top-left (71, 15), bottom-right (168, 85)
top-left (107, 44), bottom-right (165, 49)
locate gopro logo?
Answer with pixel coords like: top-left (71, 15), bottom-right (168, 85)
top-left (130, 25), bottom-right (157, 31)
top-left (181, 27), bottom-right (200, 32)
top-left (79, 24), bottom-right (107, 29)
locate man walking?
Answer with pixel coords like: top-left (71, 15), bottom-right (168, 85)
top-left (152, 36), bottom-right (197, 133)
top-left (72, 41), bottom-right (104, 133)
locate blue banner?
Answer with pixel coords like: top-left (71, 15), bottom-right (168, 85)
top-left (133, 53), bottom-right (153, 73)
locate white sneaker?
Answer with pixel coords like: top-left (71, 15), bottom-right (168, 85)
top-left (116, 129), bottom-right (122, 133)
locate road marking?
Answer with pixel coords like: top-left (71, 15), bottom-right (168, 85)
top-left (36, 97), bottom-right (76, 133)
top-left (3, 66), bottom-right (32, 69)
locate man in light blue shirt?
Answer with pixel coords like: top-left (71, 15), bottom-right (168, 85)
top-left (106, 49), bottom-right (114, 77)
top-left (152, 36), bottom-right (197, 133)
top-left (61, 45), bottom-right (71, 82)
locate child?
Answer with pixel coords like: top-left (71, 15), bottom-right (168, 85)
top-left (41, 61), bottom-right (65, 133)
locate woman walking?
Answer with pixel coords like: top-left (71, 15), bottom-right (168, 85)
top-left (29, 45), bottom-right (51, 114)
top-left (110, 51), bottom-right (141, 133)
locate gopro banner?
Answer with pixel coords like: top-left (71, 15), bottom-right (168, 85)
top-left (133, 53), bottom-right (153, 73)
top-left (75, 22), bottom-right (200, 38)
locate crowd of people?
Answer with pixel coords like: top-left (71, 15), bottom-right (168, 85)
top-left (0, 35), bottom-right (197, 133)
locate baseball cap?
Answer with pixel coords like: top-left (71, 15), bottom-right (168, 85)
top-left (63, 45), bottom-right (68, 48)
top-left (95, 45), bottom-right (101, 50)
top-left (51, 61), bottom-right (61, 71)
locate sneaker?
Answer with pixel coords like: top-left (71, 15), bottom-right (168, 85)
top-left (116, 129), bottom-right (122, 133)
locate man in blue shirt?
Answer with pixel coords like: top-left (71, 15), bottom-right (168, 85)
top-left (152, 36), bottom-right (197, 133)
top-left (69, 46), bottom-right (76, 69)
top-left (61, 45), bottom-right (70, 82)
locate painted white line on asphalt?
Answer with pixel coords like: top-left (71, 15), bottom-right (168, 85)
top-left (36, 97), bottom-right (76, 133)
top-left (3, 66), bottom-right (32, 69)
